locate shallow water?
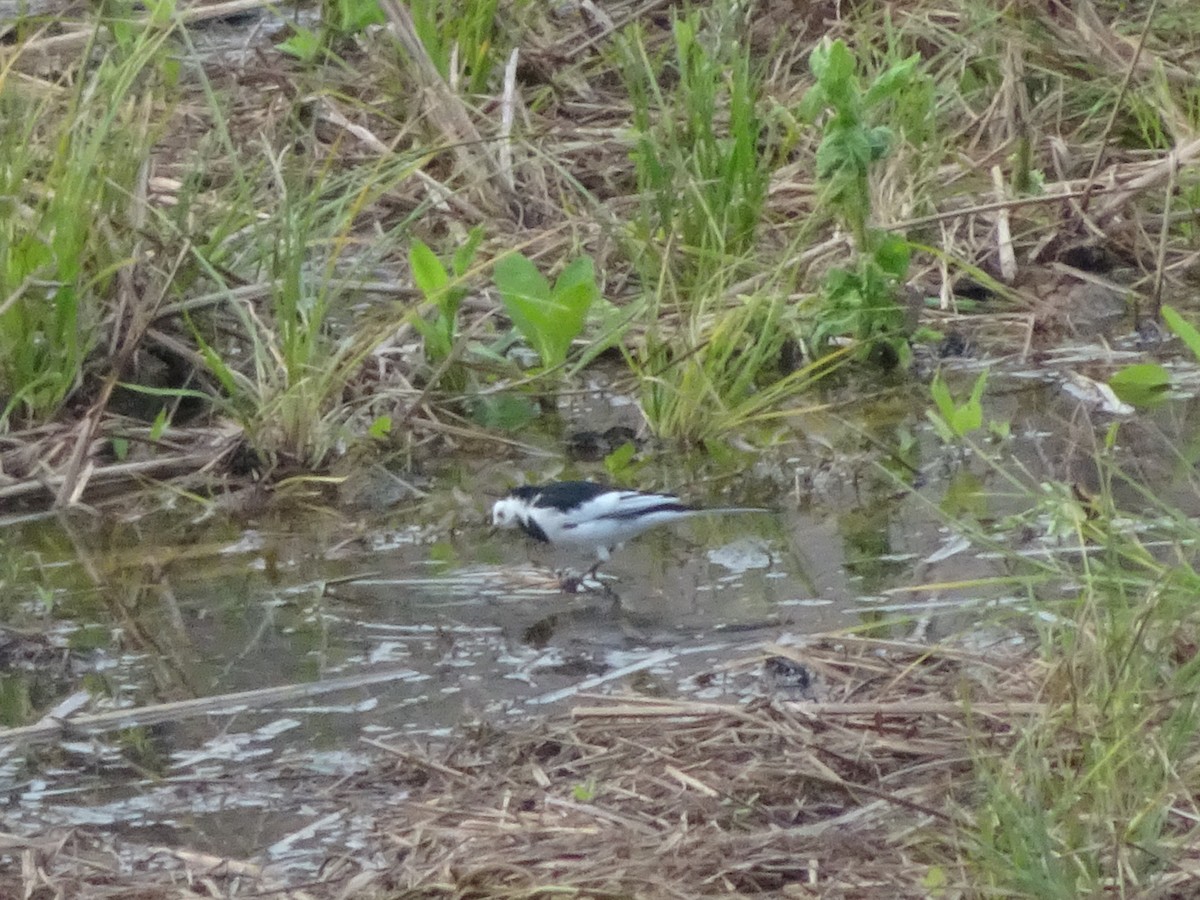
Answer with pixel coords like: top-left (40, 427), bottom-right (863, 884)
top-left (5, 362), bottom-right (1200, 875)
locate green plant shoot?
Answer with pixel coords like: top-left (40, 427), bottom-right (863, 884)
top-left (409, 228), bottom-right (483, 366)
top-left (493, 252), bottom-right (598, 369)
top-left (1163, 305), bottom-right (1200, 361)
top-left (799, 38), bottom-right (924, 361)
top-left (1108, 363), bottom-right (1170, 408)
top-left (928, 369), bottom-right (987, 442)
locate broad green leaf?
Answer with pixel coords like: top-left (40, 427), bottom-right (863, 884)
top-left (873, 234), bottom-right (910, 279)
top-left (409, 240), bottom-right (449, 301)
top-left (603, 441), bottom-right (637, 477)
top-left (452, 226), bottom-right (485, 277)
top-left (817, 128), bottom-right (872, 179)
top-left (1109, 362), bottom-right (1170, 407)
top-left (864, 54), bottom-right (920, 106)
top-left (495, 252), bottom-right (595, 368)
top-left (548, 256), bottom-right (598, 360)
top-left (279, 26), bottom-right (321, 62)
top-left (495, 252), bottom-right (554, 363)
top-left (967, 369), bottom-right (988, 408)
top-left (368, 415), bottom-right (393, 438)
top-left (929, 370), bottom-right (986, 438)
top-left (823, 40), bottom-right (855, 86)
top-left (338, 0), bottom-right (385, 31)
top-left (930, 370), bottom-right (956, 422)
top-left (554, 256), bottom-right (598, 302)
top-left (951, 397), bottom-right (982, 436)
top-left (808, 40), bottom-right (831, 80)
top-left (494, 252), bottom-right (551, 304)
top-left (1163, 305), bottom-right (1200, 362)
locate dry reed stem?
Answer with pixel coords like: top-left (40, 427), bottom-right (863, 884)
top-left (323, 639), bottom-right (1033, 897)
top-left (377, 0), bottom-right (520, 220)
top-left (6, 631), bottom-right (1199, 897)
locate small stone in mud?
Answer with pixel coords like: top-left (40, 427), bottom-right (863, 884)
top-left (762, 655), bottom-right (812, 694)
top-left (938, 330), bottom-right (971, 357)
top-left (564, 425), bottom-right (641, 461)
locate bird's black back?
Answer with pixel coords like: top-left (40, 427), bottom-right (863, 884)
top-left (507, 481), bottom-right (613, 512)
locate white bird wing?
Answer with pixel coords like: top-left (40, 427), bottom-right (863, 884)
top-left (578, 490), bottom-right (690, 519)
top-left (532, 489), bottom-right (769, 551)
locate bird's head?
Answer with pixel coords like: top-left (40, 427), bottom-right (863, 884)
top-left (491, 496), bottom-right (523, 529)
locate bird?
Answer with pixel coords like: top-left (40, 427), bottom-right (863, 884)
top-left (491, 480), bottom-right (768, 588)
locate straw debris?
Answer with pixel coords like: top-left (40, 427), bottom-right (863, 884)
top-left (2, 638), bottom-right (1046, 898)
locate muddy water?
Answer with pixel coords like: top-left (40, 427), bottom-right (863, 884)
top-left (4, 368), bottom-right (1200, 875)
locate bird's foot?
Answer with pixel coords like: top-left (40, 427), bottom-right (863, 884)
top-left (556, 564), bottom-right (613, 597)
top-left (557, 571), bottom-right (586, 594)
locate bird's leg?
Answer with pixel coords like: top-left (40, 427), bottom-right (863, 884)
top-left (557, 556), bottom-right (608, 594)
top-left (557, 571), bottom-right (584, 593)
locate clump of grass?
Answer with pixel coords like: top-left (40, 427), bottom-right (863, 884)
top-left (615, 2), bottom-right (769, 289)
top-left (283, 0), bottom-right (509, 90)
top-left (633, 289), bottom-right (837, 443)
top-left (799, 36), bottom-right (925, 364)
top-left (914, 421), bottom-right (1200, 894)
top-left (0, 13), bottom-right (174, 427)
top-left (190, 180), bottom-right (373, 468)
top-left (612, 2), bottom-right (840, 441)
top-left (407, 0), bottom-right (506, 94)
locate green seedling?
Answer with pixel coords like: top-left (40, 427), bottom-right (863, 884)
top-left (617, 5), bottom-right (768, 287)
top-left (1108, 362), bottom-right (1170, 408)
top-left (603, 441), bottom-right (638, 479)
top-left (927, 369), bottom-right (987, 442)
top-left (409, 228), bottom-right (483, 387)
top-left (279, 0), bottom-right (392, 62)
top-left (799, 37), bottom-right (923, 362)
top-left (280, 0), bottom-right (386, 63)
top-left (1163, 304), bottom-right (1200, 360)
top-left (493, 252), bottom-right (598, 370)
top-left (279, 26), bottom-right (324, 63)
top-left (368, 415), bottom-right (393, 439)
top-left (1118, 305), bottom-right (1200, 409)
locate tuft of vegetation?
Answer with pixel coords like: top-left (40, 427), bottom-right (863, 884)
top-left (616, 5), bottom-right (769, 288)
top-left (493, 250), bottom-right (598, 371)
top-left (938, 426), bottom-right (1200, 896)
top-left (0, 10), bottom-right (175, 425)
top-left (799, 37), bottom-right (925, 364)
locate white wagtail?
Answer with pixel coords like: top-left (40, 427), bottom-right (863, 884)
top-left (491, 480), bottom-right (768, 586)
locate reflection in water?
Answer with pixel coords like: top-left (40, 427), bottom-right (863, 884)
top-left (6, 375), bottom-right (1200, 871)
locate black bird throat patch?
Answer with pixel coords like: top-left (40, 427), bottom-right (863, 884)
top-left (517, 515), bottom-right (550, 543)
